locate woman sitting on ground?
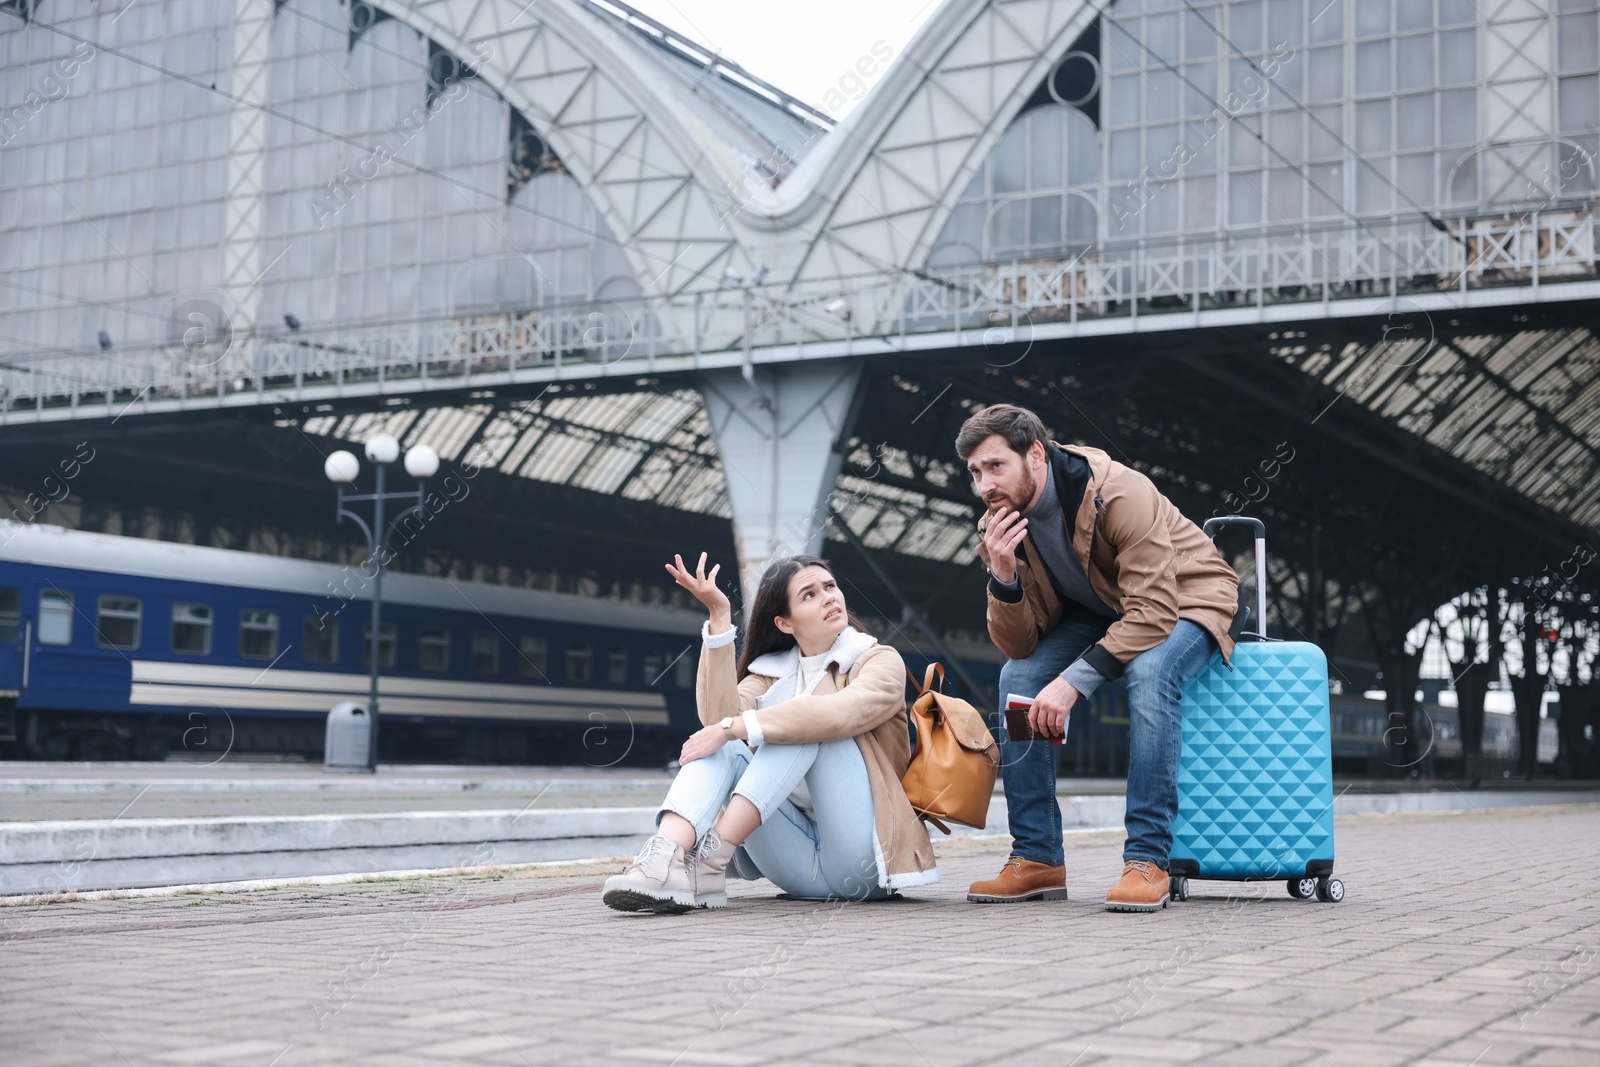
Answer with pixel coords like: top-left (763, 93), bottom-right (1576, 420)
top-left (603, 552), bottom-right (939, 912)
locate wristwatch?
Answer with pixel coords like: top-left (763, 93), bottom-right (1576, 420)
top-left (719, 716), bottom-right (737, 741)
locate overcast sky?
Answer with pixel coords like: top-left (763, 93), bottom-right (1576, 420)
top-left (624, 0), bottom-right (941, 118)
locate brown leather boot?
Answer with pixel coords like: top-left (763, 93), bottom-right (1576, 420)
top-left (1104, 859), bottom-right (1170, 912)
top-left (967, 856), bottom-right (1068, 903)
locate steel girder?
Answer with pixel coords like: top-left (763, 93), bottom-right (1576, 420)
top-left (775, 0), bottom-right (1102, 284)
top-left (379, 0), bottom-right (746, 305)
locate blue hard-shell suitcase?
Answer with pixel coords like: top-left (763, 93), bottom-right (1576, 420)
top-left (1168, 516), bottom-right (1344, 904)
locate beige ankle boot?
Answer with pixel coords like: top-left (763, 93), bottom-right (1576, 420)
top-left (691, 830), bottom-right (737, 909)
top-left (602, 834), bottom-right (694, 913)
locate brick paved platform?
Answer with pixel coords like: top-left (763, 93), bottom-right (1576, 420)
top-left (5, 805), bottom-right (1599, 1066)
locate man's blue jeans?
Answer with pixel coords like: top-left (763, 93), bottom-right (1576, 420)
top-left (996, 616), bottom-right (1217, 867)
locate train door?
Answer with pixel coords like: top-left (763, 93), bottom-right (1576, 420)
top-left (0, 584), bottom-right (21, 743)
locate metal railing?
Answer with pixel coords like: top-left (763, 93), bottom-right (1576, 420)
top-left (4, 210), bottom-right (1594, 420)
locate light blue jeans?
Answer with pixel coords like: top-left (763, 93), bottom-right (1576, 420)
top-left (658, 737), bottom-right (888, 900)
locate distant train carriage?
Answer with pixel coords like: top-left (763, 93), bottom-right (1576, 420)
top-left (0, 525), bottom-right (1557, 770)
top-left (0, 525), bottom-right (707, 763)
top-left (1328, 696), bottom-right (1556, 773)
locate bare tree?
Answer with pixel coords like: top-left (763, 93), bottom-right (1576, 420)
top-left (1441, 587), bottom-right (1496, 784)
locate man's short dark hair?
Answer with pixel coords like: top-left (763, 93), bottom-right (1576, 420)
top-left (955, 404), bottom-right (1051, 461)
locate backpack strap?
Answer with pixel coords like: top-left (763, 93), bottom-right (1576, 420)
top-left (905, 664), bottom-right (946, 696)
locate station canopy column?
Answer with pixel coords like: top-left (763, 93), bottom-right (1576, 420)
top-left (699, 362), bottom-right (863, 616)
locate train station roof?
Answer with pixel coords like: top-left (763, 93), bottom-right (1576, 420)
top-left (296, 388), bottom-right (984, 567)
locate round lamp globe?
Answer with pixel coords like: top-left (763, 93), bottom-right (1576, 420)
top-left (365, 433), bottom-right (401, 465)
top-left (404, 445), bottom-right (440, 479)
top-left (324, 450), bottom-right (360, 483)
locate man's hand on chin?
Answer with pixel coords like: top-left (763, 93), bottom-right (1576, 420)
top-left (982, 506), bottom-right (1028, 586)
top-left (1028, 676), bottom-right (1078, 738)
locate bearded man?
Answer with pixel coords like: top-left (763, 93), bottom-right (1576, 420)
top-left (956, 404), bottom-right (1240, 911)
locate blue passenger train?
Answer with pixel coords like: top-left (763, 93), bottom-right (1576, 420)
top-left (0, 525), bottom-right (714, 763)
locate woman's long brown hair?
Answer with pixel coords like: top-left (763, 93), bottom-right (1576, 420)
top-left (735, 555), bottom-right (869, 680)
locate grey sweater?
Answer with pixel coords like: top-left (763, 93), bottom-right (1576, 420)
top-left (993, 460), bottom-right (1118, 699)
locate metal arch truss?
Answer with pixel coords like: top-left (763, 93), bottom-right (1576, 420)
top-left (783, 0), bottom-right (1103, 283)
top-left (380, 0), bottom-right (744, 308)
top-left (6, 0), bottom-right (1600, 543)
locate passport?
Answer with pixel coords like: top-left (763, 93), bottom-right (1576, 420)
top-left (1003, 693), bottom-right (1066, 744)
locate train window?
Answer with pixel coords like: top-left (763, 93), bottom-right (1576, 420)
top-left (361, 622), bottom-right (397, 669)
top-left (566, 641), bottom-right (591, 683)
top-left (418, 627), bottom-right (450, 672)
top-left (303, 615), bottom-right (339, 664)
top-left (608, 645), bottom-right (628, 685)
top-left (642, 650), bottom-right (663, 685)
top-left (676, 646), bottom-right (695, 688)
top-left (0, 587), bottom-right (18, 640)
top-left (471, 632), bottom-right (499, 676)
top-left (96, 596), bottom-right (142, 651)
top-left (240, 609), bottom-right (279, 660)
top-left (518, 635), bottom-right (547, 678)
top-left (39, 590), bottom-right (72, 645)
top-left (171, 603), bottom-right (213, 655)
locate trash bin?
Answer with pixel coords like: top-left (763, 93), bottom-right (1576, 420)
top-left (325, 701), bottom-right (372, 771)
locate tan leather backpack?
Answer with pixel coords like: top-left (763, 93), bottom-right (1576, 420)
top-left (900, 664), bottom-right (1000, 834)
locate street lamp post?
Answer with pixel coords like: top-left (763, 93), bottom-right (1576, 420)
top-left (323, 433), bottom-right (440, 772)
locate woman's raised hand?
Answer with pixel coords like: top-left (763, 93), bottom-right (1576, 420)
top-left (666, 552), bottom-right (732, 629)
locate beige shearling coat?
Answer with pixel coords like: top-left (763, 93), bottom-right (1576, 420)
top-left (695, 627), bottom-right (939, 890)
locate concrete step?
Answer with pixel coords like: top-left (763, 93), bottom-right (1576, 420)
top-left (3, 807), bottom-right (658, 896)
top-left (4, 789), bottom-right (1595, 896)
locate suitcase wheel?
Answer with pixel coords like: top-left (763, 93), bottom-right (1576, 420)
top-left (1315, 877), bottom-right (1344, 903)
top-left (1287, 877), bottom-right (1317, 900)
top-left (1169, 876), bottom-right (1189, 902)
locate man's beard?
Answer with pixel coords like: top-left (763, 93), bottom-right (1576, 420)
top-left (986, 466), bottom-right (1038, 515)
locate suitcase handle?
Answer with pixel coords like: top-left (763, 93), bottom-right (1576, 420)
top-left (1203, 516), bottom-right (1268, 641)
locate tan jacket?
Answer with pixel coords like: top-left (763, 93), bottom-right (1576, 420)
top-left (976, 444), bottom-right (1241, 671)
top-left (696, 629), bottom-right (939, 890)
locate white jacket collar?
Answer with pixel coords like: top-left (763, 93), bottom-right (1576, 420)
top-left (746, 626), bottom-right (878, 680)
